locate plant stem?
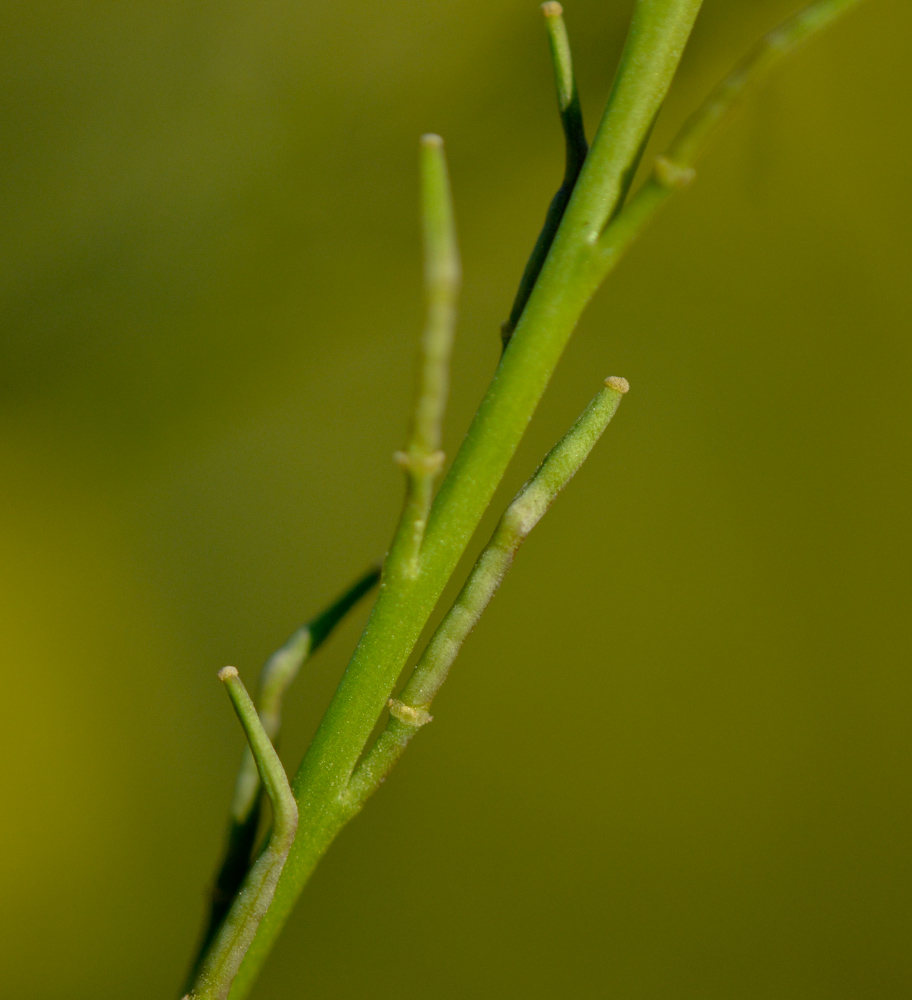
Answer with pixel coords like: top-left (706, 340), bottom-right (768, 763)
top-left (187, 669), bottom-right (298, 1000)
top-left (227, 4), bottom-right (703, 994)
top-left (503, 1), bottom-right (588, 346)
top-left (388, 134), bottom-right (460, 580)
top-left (185, 567), bottom-right (379, 985)
top-left (346, 376), bottom-right (629, 808)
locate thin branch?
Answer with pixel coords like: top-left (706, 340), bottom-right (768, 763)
top-left (389, 134), bottom-right (461, 579)
top-left (596, 0), bottom-right (864, 261)
top-left (502, 2), bottom-right (588, 347)
top-left (185, 567), bottom-right (379, 987)
top-left (346, 376), bottom-right (629, 808)
top-left (186, 668), bottom-right (298, 1000)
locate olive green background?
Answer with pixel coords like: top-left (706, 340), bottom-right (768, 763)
top-left (1, 1), bottom-right (908, 997)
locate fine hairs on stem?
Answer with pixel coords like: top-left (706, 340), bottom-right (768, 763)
top-left (183, 3), bottom-right (866, 996)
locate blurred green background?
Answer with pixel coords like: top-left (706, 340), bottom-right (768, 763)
top-left (1, 1), bottom-right (909, 997)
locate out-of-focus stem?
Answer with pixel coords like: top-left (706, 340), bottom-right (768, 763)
top-left (594, 0), bottom-right (865, 266)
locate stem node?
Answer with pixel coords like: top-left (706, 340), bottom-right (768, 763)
top-left (654, 155), bottom-right (696, 190)
top-left (388, 699), bottom-right (433, 727)
top-left (394, 450), bottom-right (446, 475)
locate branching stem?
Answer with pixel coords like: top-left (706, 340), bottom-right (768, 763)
top-left (214, 3), bottom-right (863, 996)
top-left (228, 6), bottom-right (704, 994)
top-left (347, 376), bottom-right (629, 808)
top-left (187, 668), bottom-right (298, 1000)
top-left (185, 567), bottom-right (379, 986)
top-left (592, 0), bottom-right (865, 268)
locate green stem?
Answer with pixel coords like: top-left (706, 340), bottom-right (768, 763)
top-left (347, 376), bottom-right (629, 808)
top-left (187, 669), bottom-right (298, 1000)
top-left (388, 134), bottom-right (460, 580)
top-left (185, 567), bottom-right (379, 986)
top-left (502, 1), bottom-right (588, 346)
top-left (228, 5), bottom-right (703, 996)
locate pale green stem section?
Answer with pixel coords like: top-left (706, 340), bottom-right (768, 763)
top-left (664, 0), bottom-right (863, 170)
top-left (594, 0), bottom-right (865, 266)
top-left (389, 134), bottom-right (461, 579)
top-left (503, 1), bottom-right (588, 344)
top-left (184, 567), bottom-right (380, 991)
top-left (229, 6), bottom-right (706, 996)
top-left (229, 629), bottom-right (311, 823)
top-left (187, 669), bottom-right (298, 1000)
top-left (347, 376), bottom-right (630, 807)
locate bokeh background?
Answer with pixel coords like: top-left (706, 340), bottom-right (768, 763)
top-left (1, 1), bottom-right (909, 997)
